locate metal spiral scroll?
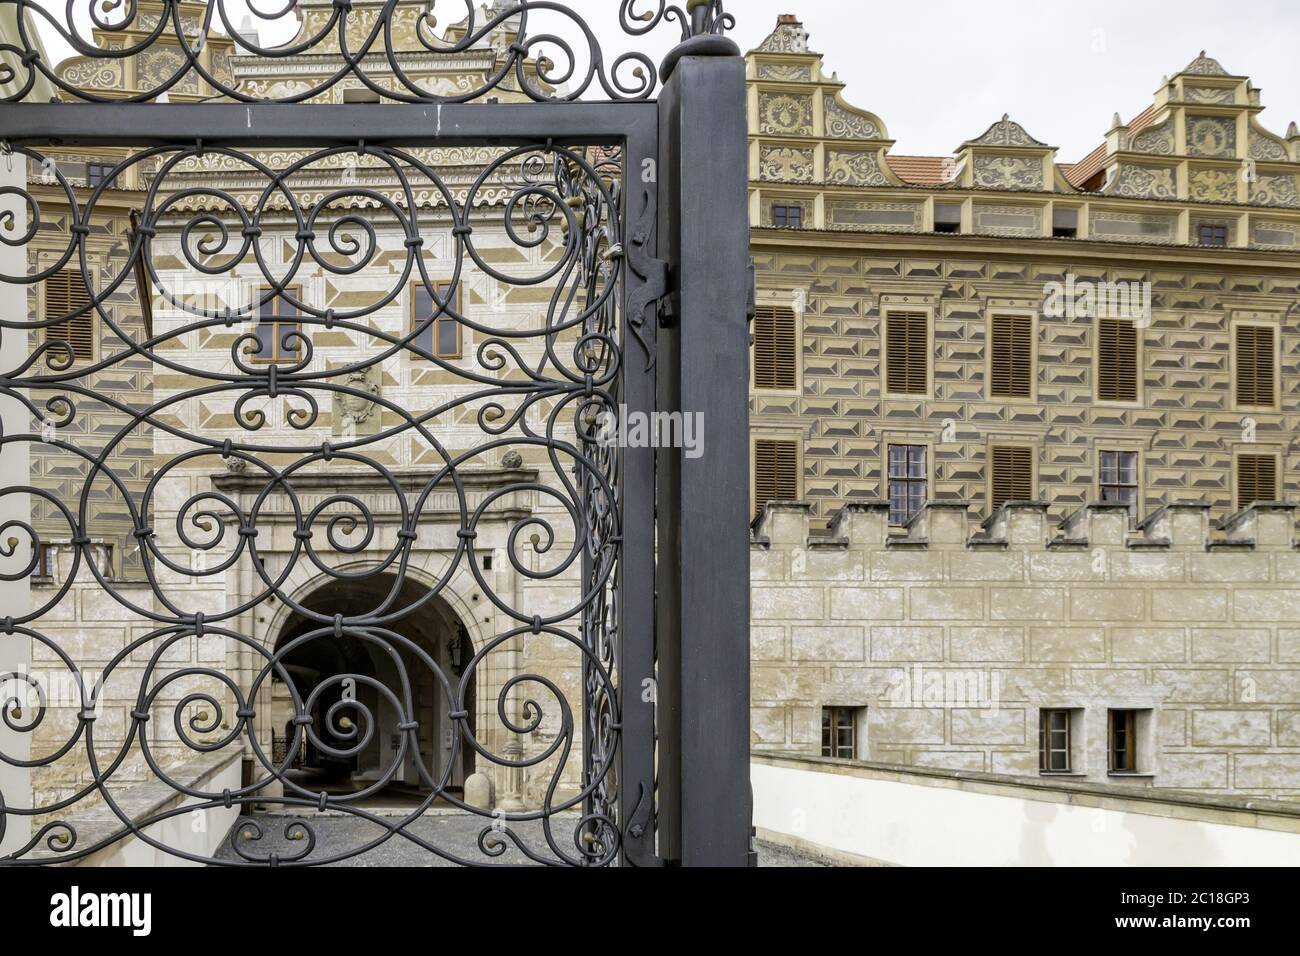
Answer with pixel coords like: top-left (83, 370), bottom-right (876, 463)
top-left (0, 0), bottom-right (731, 104)
top-left (0, 138), bottom-right (631, 865)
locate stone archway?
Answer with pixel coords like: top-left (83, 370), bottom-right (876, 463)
top-left (268, 572), bottom-right (477, 797)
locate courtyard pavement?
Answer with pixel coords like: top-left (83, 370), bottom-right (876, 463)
top-left (212, 812), bottom-right (827, 866)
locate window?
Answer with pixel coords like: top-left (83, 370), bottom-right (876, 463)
top-left (1198, 223), bottom-right (1229, 246)
top-left (31, 543), bottom-right (55, 579)
top-left (1096, 317), bottom-right (1138, 402)
top-left (1237, 454), bottom-right (1278, 509)
top-left (989, 313), bottom-right (1033, 398)
top-left (1039, 709), bottom-right (1072, 772)
top-left (253, 289), bottom-right (303, 364)
top-left (884, 311), bottom-right (928, 394)
top-left (753, 437), bottom-right (799, 518)
top-left (1052, 207), bottom-right (1078, 238)
top-left (1099, 450), bottom-right (1139, 514)
top-left (752, 304), bottom-right (798, 391)
top-left (342, 88), bottom-right (382, 103)
top-left (1234, 324), bottom-right (1276, 407)
top-left (86, 162), bottom-right (115, 189)
top-left (771, 203), bottom-right (802, 229)
top-left (42, 270), bottom-right (95, 365)
top-left (888, 444), bottom-right (927, 526)
top-left (1109, 710), bottom-right (1138, 772)
top-left (990, 445), bottom-right (1033, 512)
top-left (410, 283), bottom-right (461, 359)
top-left (933, 202), bottom-right (962, 234)
top-left (821, 706), bottom-right (862, 759)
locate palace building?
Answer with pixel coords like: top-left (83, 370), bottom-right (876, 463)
top-left (745, 17), bottom-right (1300, 797)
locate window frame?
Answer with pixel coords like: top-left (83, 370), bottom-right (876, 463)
top-left (987, 441), bottom-right (1037, 514)
top-left (30, 542), bottom-right (56, 580)
top-left (986, 308), bottom-right (1037, 401)
top-left (1108, 709), bottom-right (1138, 773)
top-left (751, 431), bottom-right (802, 520)
top-left (1196, 221), bottom-right (1229, 247)
top-left (771, 202), bottom-right (803, 229)
top-left (1235, 450), bottom-right (1280, 510)
top-left (408, 281), bottom-right (464, 361)
top-left (85, 161), bottom-right (116, 189)
top-left (932, 200), bottom-right (963, 234)
top-left (1093, 315), bottom-right (1142, 405)
top-left (751, 289), bottom-right (803, 395)
top-left (40, 266), bottom-right (99, 366)
top-left (881, 306), bottom-right (933, 399)
top-left (820, 705), bottom-right (864, 760)
top-left (886, 442), bottom-right (928, 527)
top-left (1230, 317), bottom-right (1280, 411)
top-left (252, 285), bottom-right (305, 365)
top-left (1038, 708), bottom-right (1073, 773)
top-left (1098, 448), bottom-right (1141, 517)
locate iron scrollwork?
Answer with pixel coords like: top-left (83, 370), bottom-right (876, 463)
top-left (0, 0), bottom-right (732, 104)
top-left (0, 130), bottom-right (637, 865)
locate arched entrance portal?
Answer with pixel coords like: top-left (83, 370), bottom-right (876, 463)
top-left (269, 574), bottom-right (476, 798)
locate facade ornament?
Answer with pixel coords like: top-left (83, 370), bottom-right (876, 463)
top-left (1182, 51), bottom-right (1229, 76)
top-left (964, 114), bottom-right (1047, 149)
top-left (334, 366), bottom-right (383, 437)
top-left (501, 450), bottom-right (524, 469)
top-left (756, 15), bottom-right (810, 54)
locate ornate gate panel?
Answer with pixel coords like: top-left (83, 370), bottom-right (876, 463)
top-left (0, 1), bottom-right (751, 867)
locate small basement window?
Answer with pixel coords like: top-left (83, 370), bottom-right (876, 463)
top-left (771, 203), bottom-right (803, 229)
top-left (933, 202), bottom-right (962, 234)
top-left (1197, 223), bottom-right (1229, 247)
top-left (821, 706), bottom-right (865, 759)
top-left (1052, 207), bottom-right (1078, 238)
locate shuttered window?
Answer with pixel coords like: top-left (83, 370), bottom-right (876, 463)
top-left (753, 305), bottom-right (797, 390)
top-left (1096, 318), bottom-right (1138, 401)
top-left (1235, 324), bottom-right (1276, 407)
top-left (42, 270), bottom-right (95, 364)
top-left (990, 445), bottom-right (1034, 512)
top-left (1237, 454), bottom-right (1278, 510)
top-left (754, 438), bottom-right (799, 517)
top-left (885, 311), bottom-right (928, 394)
top-left (989, 314), bottom-right (1033, 398)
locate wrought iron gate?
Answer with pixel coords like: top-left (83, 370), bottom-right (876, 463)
top-left (0, 0), bottom-right (750, 866)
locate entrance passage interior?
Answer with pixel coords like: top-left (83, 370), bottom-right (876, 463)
top-left (270, 573), bottom-right (475, 805)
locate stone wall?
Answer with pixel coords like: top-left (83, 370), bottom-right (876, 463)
top-left (751, 498), bottom-right (1300, 798)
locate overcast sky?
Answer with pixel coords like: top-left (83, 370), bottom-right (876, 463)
top-left (706, 0), bottom-right (1300, 161)
top-left (29, 0), bottom-right (1300, 163)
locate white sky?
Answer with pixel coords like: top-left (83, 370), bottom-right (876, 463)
top-left (28, 0), bottom-right (1300, 164)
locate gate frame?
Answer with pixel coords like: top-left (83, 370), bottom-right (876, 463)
top-left (0, 46), bottom-right (750, 870)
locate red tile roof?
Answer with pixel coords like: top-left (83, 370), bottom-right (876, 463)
top-left (885, 155), bottom-right (954, 185)
top-left (1064, 105), bottom-right (1157, 190)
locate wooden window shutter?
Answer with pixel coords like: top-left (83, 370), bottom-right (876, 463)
top-left (989, 314), bottom-right (1033, 398)
top-left (990, 445), bottom-right (1034, 512)
top-left (1237, 454), bottom-right (1278, 509)
top-left (43, 270), bottom-right (95, 364)
top-left (1096, 318), bottom-right (1137, 401)
top-left (885, 311), bottom-right (927, 394)
top-left (1235, 325), bottom-right (1275, 407)
top-left (754, 438), bottom-right (799, 517)
top-left (753, 305), bottom-right (797, 390)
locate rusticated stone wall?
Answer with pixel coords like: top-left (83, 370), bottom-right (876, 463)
top-left (751, 499), bottom-right (1300, 799)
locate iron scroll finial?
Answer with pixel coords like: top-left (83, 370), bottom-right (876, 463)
top-left (659, 1), bottom-right (740, 80)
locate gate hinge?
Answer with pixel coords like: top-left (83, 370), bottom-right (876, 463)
top-left (626, 252), bottom-right (669, 367)
top-left (622, 780), bottom-right (667, 867)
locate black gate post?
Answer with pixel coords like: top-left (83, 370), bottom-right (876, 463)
top-left (656, 48), bottom-right (753, 866)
